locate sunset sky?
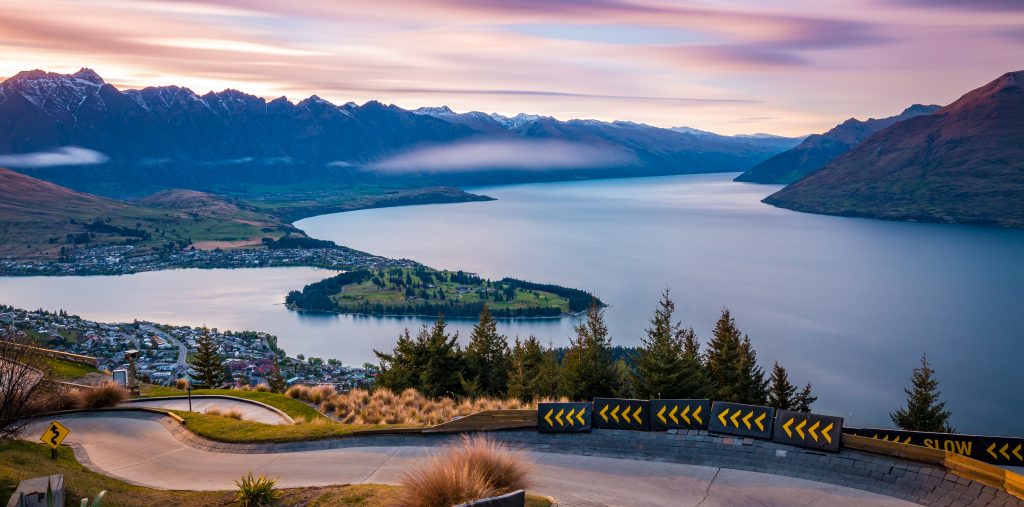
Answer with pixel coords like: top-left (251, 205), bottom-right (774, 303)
top-left (1, 0), bottom-right (1021, 136)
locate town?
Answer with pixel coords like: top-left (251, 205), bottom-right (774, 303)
top-left (0, 304), bottom-right (375, 390)
top-left (0, 244), bottom-right (417, 276)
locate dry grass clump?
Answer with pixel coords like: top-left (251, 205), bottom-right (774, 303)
top-left (175, 378), bottom-right (189, 390)
top-left (399, 435), bottom-right (528, 507)
top-left (224, 408), bottom-right (244, 420)
top-left (205, 408), bottom-right (223, 416)
top-left (287, 386), bottom-right (550, 426)
top-left (75, 382), bottom-right (128, 409)
top-left (254, 384), bottom-right (270, 392)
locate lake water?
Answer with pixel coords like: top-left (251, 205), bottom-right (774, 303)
top-left (2, 173), bottom-right (1022, 434)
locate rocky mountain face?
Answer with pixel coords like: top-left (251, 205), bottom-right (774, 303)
top-left (734, 104), bottom-right (940, 184)
top-left (764, 71), bottom-right (1024, 228)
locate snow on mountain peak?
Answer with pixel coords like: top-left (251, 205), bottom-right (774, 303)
top-left (489, 112), bottom-right (540, 129)
top-left (412, 105), bottom-right (456, 116)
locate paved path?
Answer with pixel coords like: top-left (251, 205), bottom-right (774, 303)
top-left (23, 415), bottom-right (913, 507)
top-left (120, 397), bottom-right (291, 425)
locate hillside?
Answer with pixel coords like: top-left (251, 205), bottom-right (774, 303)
top-left (0, 169), bottom-right (293, 259)
top-left (735, 104), bottom-right (939, 184)
top-left (764, 71), bottom-right (1024, 227)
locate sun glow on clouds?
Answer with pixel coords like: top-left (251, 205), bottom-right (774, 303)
top-left (0, 0), bottom-right (1022, 135)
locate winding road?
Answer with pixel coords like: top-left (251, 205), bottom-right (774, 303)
top-left (23, 413), bottom-right (914, 507)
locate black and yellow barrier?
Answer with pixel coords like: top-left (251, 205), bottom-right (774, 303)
top-left (538, 402), bottom-right (591, 433)
top-left (592, 398), bottom-right (649, 431)
top-left (708, 401), bottom-right (774, 440)
top-left (772, 409), bottom-right (842, 452)
top-left (847, 427), bottom-right (1024, 466)
top-left (650, 399), bottom-right (710, 431)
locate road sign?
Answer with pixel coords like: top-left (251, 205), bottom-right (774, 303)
top-left (772, 410), bottom-right (843, 452)
top-left (40, 421), bottom-right (69, 449)
top-left (708, 402), bottom-right (774, 440)
top-left (650, 399), bottom-right (710, 431)
top-left (592, 398), bottom-right (649, 431)
top-left (849, 428), bottom-right (1024, 466)
top-left (538, 402), bottom-right (591, 433)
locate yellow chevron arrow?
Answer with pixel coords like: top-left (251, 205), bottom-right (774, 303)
top-left (566, 408), bottom-right (576, 427)
top-left (544, 408), bottom-right (554, 426)
top-left (902, 436), bottom-right (911, 444)
top-left (622, 406), bottom-right (632, 423)
top-left (610, 404), bottom-right (620, 423)
top-left (657, 405), bottom-right (668, 425)
top-left (576, 408), bottom-right (586, 426)
top-left (730, 409), bottom-right (741, 428)
top-left (693, 405), bottom-right (703, 425)
top-left (1000, 443), bottom-right (1011, 460)
top-left (822, 422), bottom-right (834, 444)
top-left (680, 405), bottom-right (690, 425)
top-left (600, 404), bottom-right (609, 423)
top-left (633, 405), bottom-right (642, 424)
top-left (809, 421), bottom-right (820, 442)
top-left (795, 419), bottom-right (806, 439)
top-left (881, 435), bottom-right (889, 441)
top-left (782, 417), bottom-right (794, 438)
top-left (742, 411), bottom-right (753, 430)
top-left (988, 443), bottom-right (998, 459)
top-left (718, 408), bottom-right (729, 427)
top-left (555, 409), bottom-right (564, 426)
top-left (1013, 444), bottom-right (1022, 461)
top-left (669, 405), bottom-right (679, 424)
top-left (754, 412), bottom-right (765, 431)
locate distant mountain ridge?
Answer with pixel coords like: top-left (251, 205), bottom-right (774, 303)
top-left (735, 104), bottom-right (941, 184)
top-left (764, 71), bottom-right (1024, 228)
top-left (0, 68), bottom-right (802, 197)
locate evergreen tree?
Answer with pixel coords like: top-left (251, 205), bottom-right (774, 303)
top-left (793, 383), bottom-right (817, 413)
top-left (462, 305), bottom-right (511, 397)
top-left (374, 329), bottom-right (421, 392)
top-left (705, 309), bottom-right (767, 404)
top-left (767, 362), bottom-right (797, 410)
top-left (559, 304), bottom-right (621, 400)
top-left (507, 336), bottom-right (559, 402)
top-left (891, 353), bottom-right (953, 432)
top-left (190, 327), bottom-right (225, 387)
top-left (418, 315), bottom-right (465, 398)
top-left (634, 290), bottom-right (709, 399)
top-left (266, 362), bottom-right (287, 393)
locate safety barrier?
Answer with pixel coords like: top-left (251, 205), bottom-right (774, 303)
top-left (845, 427), bottom-right (1024, 467)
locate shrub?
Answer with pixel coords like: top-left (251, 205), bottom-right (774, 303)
top-left (224, 409), bottom-right (244, 420)
top-left (285, 385), bottom-right (309, 400)
top-left (75, 382), bottom-right (128, 409)
top-left (309, 385), bottom-right (336, 404)
top-left (205, 408), bottom-right (222, 417)
top-left (325, 388), bottom-right (541, 426)
top-left (235, 471), bottom-right (278, 507)
top-left (175, 378), bottom-right (189, 390)
top-left (254, 384), bottom-right (270, 392)
top-left (399, 435), bottom-right (528, 507)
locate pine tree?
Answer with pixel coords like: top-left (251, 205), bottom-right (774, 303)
top-left (463, 305), bottom-right (511, 397)
top-left (793, 383), bottom-right (817, 413)
top-left (891, 353), bottom-right (953, 432)
top-left (507, 336), bottom-right (558, 402)
top-left (559, 304), bottom-right (620, 400)
top-left (767, 362), bottom-right (797, 410)
top-left (635, 290), bottom-right (708, 399)
top-left (705, 309), bottom-right (766, 404)
top-left (418, 315), bottom-right (465, 398)
top-left (374, 328), bottom-right (421, 392)
top-left (266, 362), bottom-right (287, 393)
top-left (189, 327), bottom-right (225, 387)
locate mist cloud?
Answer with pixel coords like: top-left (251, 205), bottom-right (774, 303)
top-left (0, 146), bottom-right (109, 168)
top-left (368, 139), bottom-right (637, 173)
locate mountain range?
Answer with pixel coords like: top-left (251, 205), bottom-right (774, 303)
top-left (764, 70), bottom-right (1024, 228)
top-left (0, 69), bottom-right (801, 197)
top-left (734, 104), bottom-right (940, 184)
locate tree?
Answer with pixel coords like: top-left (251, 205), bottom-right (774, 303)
top-left (705, 309), bottom-right (767, 404)
top-left (418, 316), bottom-right (464, 398)
top-left (0, 327), bottom-right (55, 439)
top-left (891, 353), bottom-right (953, 432)
top-left (375, 329), bottom-right (425, 393)
top-left (190, 327), bottom-right (225, 387)
top-left (767, 362), bottom-right (797, 410)
top-left (634, 290), bottom-right (708, 399)
top-left (507, 336), bottom-right (558, 402)
top-left (462, 305), bottom-right (511, 397)
top-left (793, 383), bottom-right (817, 413)
top-left (560, 304), bottom-right (621, 400)
top-left (266, 363), bottom-right (287, 393)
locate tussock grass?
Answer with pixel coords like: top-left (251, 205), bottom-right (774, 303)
top-left (75, 382), bottom-right (128, 409)
top-left (175, 378), bottom-right (189, 390)
top-left (235, 471), bottom-right (278, 507)
top-left (399, 435), bottom-right (529, 507)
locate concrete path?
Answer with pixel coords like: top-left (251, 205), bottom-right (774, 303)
top-left (23, 415), bottom-right (914, 507)
top-left (120, 397), bottom-right (291, 425)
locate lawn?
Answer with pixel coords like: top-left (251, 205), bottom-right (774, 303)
top-left (171, 411), bottom-right (413, 443)
top-left (140, 386), bottom-right (325, 421)
top-left (41, 357), bottom-right (100, 381)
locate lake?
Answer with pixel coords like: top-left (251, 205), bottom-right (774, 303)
top-left (2, 173), bottom-right (1022, 434)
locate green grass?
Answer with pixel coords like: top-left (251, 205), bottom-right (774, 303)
top-left (171, 411), bottom-right (408, 444)
top-left (41, 357), bottom-right (100, 381)
top-left (140, 386), bottom-right (325, 421)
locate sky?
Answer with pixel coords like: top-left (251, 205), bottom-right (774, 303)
top-left (0, 0), bottom-right (1021, 136)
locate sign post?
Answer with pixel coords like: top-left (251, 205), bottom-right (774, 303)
top-left (40, 421), bottom-right (70, 460)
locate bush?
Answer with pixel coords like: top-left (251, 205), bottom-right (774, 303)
top-left (323, 388), bottom-right (549, 426)
top-left (75, 382), bottom-right (128, 409)
top-left (175, 378), bottom-right (189, 390)
top-left (309, 385), bottom-right (336, 404)
top-left (254, 384), bottom-right (270, 392)
top-left (224, 409), bottom-right (243, 420)
top-left (235, 471), bottom-right (278, 507)
top-left (205, 408), bottom-right (222, 416)
top-left (285, 385), bottom-right (310, 400)
top-left (400, 435), bottom-right (528, 507)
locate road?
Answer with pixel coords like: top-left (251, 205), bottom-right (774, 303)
top-left (140, 324), bottom-right (187, 372)
top-left (24, 415), bottom-right (914, 507)
top-left (120, 397), bottom-right (291, 425)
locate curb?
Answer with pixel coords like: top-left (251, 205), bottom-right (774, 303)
top-left (125, 394), bottom-right (294, 424)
